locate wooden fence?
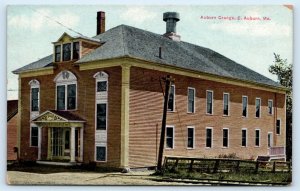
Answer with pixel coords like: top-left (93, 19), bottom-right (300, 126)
top-left (163, 156), bottom-right (292, 174)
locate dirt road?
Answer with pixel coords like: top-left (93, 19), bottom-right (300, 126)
top-left (7, 170), bottom-right (189, 185)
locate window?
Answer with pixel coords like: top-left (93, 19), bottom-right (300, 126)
top-left (57, 85), bottom-right (66, 110)
top-left (242, 96), bottom-right (248, 117)
top-left (97, 81), bottom-right (107, 92)
top-left (223, 128), bottom-right (229, 148)
top-left (241, 129), bottom-right (247, 147)
top-left (268, 133), bottom-right (273, 147)
top-left (30, 126), bottom-right (38, 147)
top-left (168, 85), bottom-right (175, 111)
top-left (223, 93), bottom-right (229, 116)
top-left (97, 103), bottom-right (107, 130)
top-left (56, 84), bottom-right (77, 110)
top-left (206, 91), bottom-right (213, 114)
top-left (187, 127), bottom-right (194, 148)
top-left (67, 84), bottom-right (76, 110)
top-left (166, 126), bottom-right (174, 149)
top-left (255, 98), bottom-right (261, 118)
top-left (276, 119), bottom-right (281, 135)
top-left (55, 45), bottom-right (61, 62)
top-left (63, 43), bottom-right (71, 61)
top-left (29, 79), bottom-right (40, 113)
top-left (187, 88), bottom-right (195, 113)
top-left (96, 146), bottom-right (106, 161)
top-left (206, 128), bottom-right (212, 148)
top-left (255, 129), bottom-right (260, 147)
top-left (73, 42), bottom-right (80, 59)
top-left (268, 100), bottom-right (273, 115)
top-left (31, 88), bottom-right (39, 111)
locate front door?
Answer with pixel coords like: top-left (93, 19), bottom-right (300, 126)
top-left (51, 128), bottom-right (64, 158)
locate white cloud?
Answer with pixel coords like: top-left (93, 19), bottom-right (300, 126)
top-left (121, 7), bottom-right (157, 23)
top-left (8, 8), bottom-right (80, 32)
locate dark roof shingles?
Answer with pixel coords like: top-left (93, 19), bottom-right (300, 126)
top-left (49, 110), bottom-right (85, 121)
top-left (14, 24), bottom-right (281, 88)
top-left (7, 100), bottom-right (18, 121)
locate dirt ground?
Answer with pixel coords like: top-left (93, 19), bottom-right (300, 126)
top-left (7, 166), bottom-right (189, 185)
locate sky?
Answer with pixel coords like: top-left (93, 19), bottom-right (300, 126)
top-left (6, 5), bottom-right (293, 100)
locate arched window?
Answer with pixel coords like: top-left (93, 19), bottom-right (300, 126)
top-left (28, 79), bottom-right (40, 112)
top-left (54, 70), bottom-right (77, 110)
top-left (94, 71), bottom-right (108, 162)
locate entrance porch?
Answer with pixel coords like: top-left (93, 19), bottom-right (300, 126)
top-left (31, 110), bottom-right (85, 163)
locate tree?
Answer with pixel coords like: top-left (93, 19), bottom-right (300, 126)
top-left (269, 53), bottom-right (292, 161)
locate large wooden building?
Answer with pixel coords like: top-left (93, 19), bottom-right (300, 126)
top-left (13, 11), bottom-right (286, 170)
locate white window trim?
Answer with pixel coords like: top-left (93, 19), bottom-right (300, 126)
top-left (268, 99), bottom-right (273, 115)
top-left (268, 132), bottom-right (273, 148)
top-left (54, 70), bottom-right (78, 111)
top-left (255, 98), bottom-right (261, 118)
top-left (242, 95), bottom-right (248, 118)
top-left (206, 90), bottom-right (214, 115)
top-left (241, 128), bottom-right (248, 147)
top-left (255, 129), bottom-right (261, 147)
top-left (95, 145), bottom-right (107, 162)
top-left (28, 79), bottom-right (40, 113)
top-left (62, 42), bottom-right (72, 62)
top-left (223, 93), bottom-right (230, 116)
top-left (95, 103), bottom-right (108, 130)
top-left (53, 43), bottom-right (62, 62)
top-left (166, 125), bottom-right (175, 149)
top-left (187, 87), bottom-right (196, 113)
top-left (205, 127), bottom-right (213, 148)
top-left (30, 126), bottom-right (38, 147)
top-left (222, 128), bottom-right (229, 148)
top-left (187, 126), bottom-right (195, 149)
top-left (276, 118), bottom-right (281, 135)
top-left (55, 82), bottom-right (78, 111)
top-left (168, 85), bottom-right (176, 112)
top-left (94, 71), bottom-right (109, 162)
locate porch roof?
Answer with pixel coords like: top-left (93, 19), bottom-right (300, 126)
top-left (31, 110), bottom-right (85, 127)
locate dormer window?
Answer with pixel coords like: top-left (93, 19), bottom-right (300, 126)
top-left (53, 32), bottom-right (101, 63)
top-left (63, 43), bottom-right (71, 61)
top-left (73, 42), bottom-right (79, 59)
top-left (55, 45), bottom-right (61, 62)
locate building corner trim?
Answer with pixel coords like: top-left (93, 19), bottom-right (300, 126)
top-left (120, 63), bottom-right (131, 169)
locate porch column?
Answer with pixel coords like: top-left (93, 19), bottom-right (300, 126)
top-left (80, 127), bottom-right (84, 162)
top-left (38, 126), bottom-right (42, 160)
top-left (70, 127), bottom-right (76, 163)
top-left (47, 127), bottom-right (51, 160)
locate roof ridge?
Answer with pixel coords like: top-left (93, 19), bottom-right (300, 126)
top-left (120, 25), bottom-right (129, 56)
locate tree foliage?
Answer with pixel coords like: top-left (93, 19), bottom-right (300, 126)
top-left (269, 53), bottom-right (292, 114)
top-left (269, 53), bottom-right (292, 161)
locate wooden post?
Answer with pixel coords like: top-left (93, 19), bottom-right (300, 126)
top-left (189, 159), bottom-right (194, 172)
top-left (213, 159), bottom-right (220, 173)
top-left (157, 75), bottom-right (174, 172)
top-left (255, 161), bottom-right (259, 173)
top-left (236, 160), bottom-right (240, 172)
top-left (272, 161), bottom-right (276, 173)
top-left (172, 158), bottom-right (179, 171)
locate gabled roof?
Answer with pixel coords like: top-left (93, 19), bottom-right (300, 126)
top-left (7, 100), bottom-right (18, 121)
top-left (32, 110), bottom-right (85, 122)
top-left (13, 24), bottom-right (282, 89)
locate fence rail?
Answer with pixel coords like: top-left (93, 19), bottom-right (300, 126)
top-left (163, 156), bottom-right (292, 174)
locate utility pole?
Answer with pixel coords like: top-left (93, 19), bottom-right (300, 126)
top-left (157, 75), bottom-right (174, 172)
